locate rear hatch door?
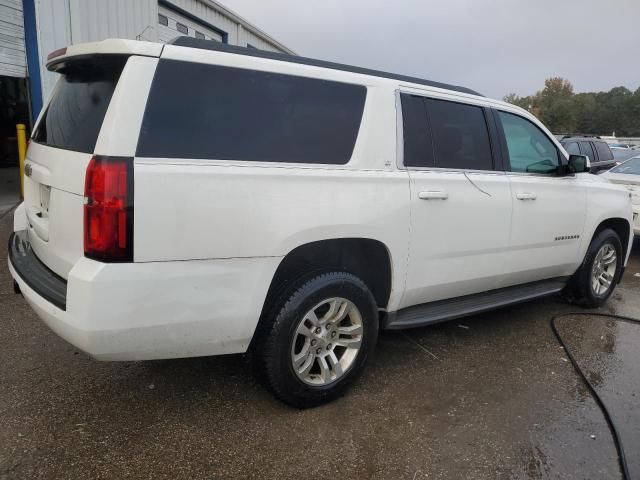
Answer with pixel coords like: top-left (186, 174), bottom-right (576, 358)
top-left (24, 56), bottom-right (127, 278)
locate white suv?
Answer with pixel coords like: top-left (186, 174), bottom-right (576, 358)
top-left (8, 38), bottom-right (634, 407)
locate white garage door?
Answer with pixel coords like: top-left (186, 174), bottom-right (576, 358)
top-left (157, 5), bottom-right (223, 43)
top-left (0, 0), bottom-right (26, 78)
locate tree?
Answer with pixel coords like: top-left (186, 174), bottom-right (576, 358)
top-left (502, 78), bottom-right (640, 136)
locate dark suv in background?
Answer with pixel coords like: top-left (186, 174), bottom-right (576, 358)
top-left (558, 135), bottom-right (616, 172)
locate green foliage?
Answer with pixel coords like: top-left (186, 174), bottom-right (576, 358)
top-left (502, 78), bottom-right (640, 136)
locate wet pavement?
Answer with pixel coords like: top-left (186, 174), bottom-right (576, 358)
top-left (555, 314), bottom-right (640, 479)
top-left (1, 209), bottom-right (639, 479)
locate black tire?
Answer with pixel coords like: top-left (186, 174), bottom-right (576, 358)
top-left (252, 272), bottom-right (378, 408)
top-left (565, 228), bottom-right (623, 308)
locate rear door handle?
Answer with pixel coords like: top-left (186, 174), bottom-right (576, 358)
top-left (418, 191), bottom-right (449, 200)
top-left (516, 192), bottom-right (537, 201)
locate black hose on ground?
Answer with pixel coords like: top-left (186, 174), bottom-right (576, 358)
top-left (551, 312), bottom-right (640, 480)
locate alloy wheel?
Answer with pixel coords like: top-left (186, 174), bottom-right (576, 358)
top-left (591, 243), bottom-right (617, 296)
top-left (290, 297), bottom-right (363, 386)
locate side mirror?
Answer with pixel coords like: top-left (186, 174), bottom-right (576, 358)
top-left (568, 154), bottom-right (591, 173)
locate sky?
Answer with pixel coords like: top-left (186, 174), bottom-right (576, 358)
top-left (222, 0), bottom-right (640, 100)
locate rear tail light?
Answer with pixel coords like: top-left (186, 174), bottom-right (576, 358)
top-left (84, 156), bottom-right (133, 262)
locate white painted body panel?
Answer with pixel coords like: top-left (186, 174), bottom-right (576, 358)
top-left (500, 174), bottom-right (587, 286)
top-left (9, 39), bottom-right (635, 361)
top-left (601, 170), bottom-right (640, 235)
top-left (402, 171), bottom-right (512, 307)
top-left (22, 142), bottom-right (87, 278)
top-left (10, 254), bottom-right (280, 360)
top-left (580, 175), bottom-right (635, 261)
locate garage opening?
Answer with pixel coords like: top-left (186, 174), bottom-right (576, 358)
top-left (0, 75), bottom-right (29, 207)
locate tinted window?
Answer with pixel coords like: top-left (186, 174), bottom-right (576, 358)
top-left (580, 141), bottom-right (596, 162)
top-left (594, 141), bottom-right (614, 161)
top-left (33, 57), bottom-right (125, 153)
top-left (400, 93), bottom-right (434, 167)
top-left (176, 23), bottom-right (188, 34)
top-left (195, 31), bottom-right (205, 39)
top-left (158, 14), bottom-right (168, 26)
top-left (426, 99), bottom-right (493, 170)
top-left (138, 60), bottom-right (367, 164)
top-left (564, 141), bottom-right (581, 155)
top-left (498, 111), bottom-right (559, 174)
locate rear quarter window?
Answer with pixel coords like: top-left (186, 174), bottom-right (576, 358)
top-left (33, 57), bottom-right (126, 154)
top-left (594, 141), bottom-right (614, 161)
top-left (137, 60), bottom-right (367, 164)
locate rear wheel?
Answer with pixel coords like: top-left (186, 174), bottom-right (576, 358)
top-left (252, 272), bottom-right (378, 408)
top-left (566, 228), bottom-right (623, 308)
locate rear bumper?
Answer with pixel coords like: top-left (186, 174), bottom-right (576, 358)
top-left (9, 231), bottom-right (67, 310)
top-left (8, 230), bottom-right (280, 361)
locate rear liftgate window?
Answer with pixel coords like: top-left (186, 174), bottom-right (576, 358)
top-left (33, 57), bottom-right (127, 154)
top-left (137, 60), bottom-right (367, 164)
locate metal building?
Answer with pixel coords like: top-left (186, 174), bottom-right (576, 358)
top-left (0, 0), bottom-right (294, 130)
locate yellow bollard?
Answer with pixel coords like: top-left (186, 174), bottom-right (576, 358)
top-left (16, 124), bottom-right (27, 199)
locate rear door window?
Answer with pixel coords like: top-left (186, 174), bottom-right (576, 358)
top-left (580, 141), bottom-right (597, 162)
top-left (564, 142), bottom-right (581, 155)
top-left (137, 60), bottom-right (367, 164)
top-left (400, 94), bottom-right (494, 170)
top-left (425, 99), bottom-right (493, 170)
top-left (400, 93), bottom-right (434, 167)
top-left (33, 57), bottom-right (126, 153)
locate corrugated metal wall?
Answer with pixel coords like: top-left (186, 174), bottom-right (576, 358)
top-left (238, 26), bottom-right (279, 52)
top-left (165, 0), bottom-right (237, 42)
top-left (161, 0), bottom-right (282, 52)
top-left (68, 0), bottom-right (158, 44)
top-left (36, 0), bottom-right (71, 100)
top-left (34, 0), bottom-right (291, 103)
top-left (0, 0), bottom-right (26, 78)
top-left (37, 0), bottom-right (158, 100)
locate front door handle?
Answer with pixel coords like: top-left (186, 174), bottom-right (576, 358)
top-left (418, 191), bottom-right (449, 200)
top-left (516, 192), bottom-right (537, 201)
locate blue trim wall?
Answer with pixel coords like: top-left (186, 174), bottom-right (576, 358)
top-left (22, 0), bottom-right (43, 122)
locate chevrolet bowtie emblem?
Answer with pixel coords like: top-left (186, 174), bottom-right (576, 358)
top-left (24, 163), bottom-right (32, 177)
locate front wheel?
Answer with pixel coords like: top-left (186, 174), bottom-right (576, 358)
top-left (566, 228), bottom-right (623, 308)
top-left (252, 272), bottom-right (378, 408)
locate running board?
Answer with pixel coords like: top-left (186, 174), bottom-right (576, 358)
top-left (384, 277), bottom-right (569, 330)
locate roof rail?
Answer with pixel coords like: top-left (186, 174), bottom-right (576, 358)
top-left (559, 133), bottom-right (602, 140)
top-left (167, 37), bottom-right (484, 97)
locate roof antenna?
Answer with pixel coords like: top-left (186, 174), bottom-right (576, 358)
top-left (136, 25), bottom-right (153, 41)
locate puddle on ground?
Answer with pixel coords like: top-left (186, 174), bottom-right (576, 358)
top-left (554, 314), bottom-right (640, 479)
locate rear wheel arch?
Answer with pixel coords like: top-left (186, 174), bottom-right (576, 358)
top-left (253, 238), bottom-right (393, 344)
